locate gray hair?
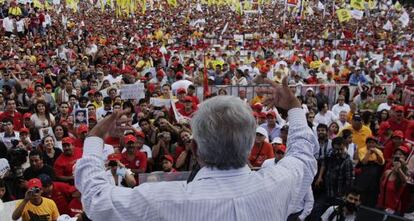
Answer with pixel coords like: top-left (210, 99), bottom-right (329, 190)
top-left (191, 96), bottom-right (256, 169)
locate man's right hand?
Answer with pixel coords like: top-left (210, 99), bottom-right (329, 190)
top-left (263, 77), bottom-right (301, 111)
top-left (24, 190), bottom-right (33, 202)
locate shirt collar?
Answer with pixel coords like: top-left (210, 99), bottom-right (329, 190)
top-left (194, 165), bottom-right (251, 181)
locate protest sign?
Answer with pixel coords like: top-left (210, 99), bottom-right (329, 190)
top-left (350, 10), bottom-right (364, 20)
top-left (350, 0), bottom-right (365, 10)
top-left (336, 9), bottom-right (352, 23)
top-left (150, 97), bottom-right (173, 108)
top-left (120, 83), bottom-right (145, 100)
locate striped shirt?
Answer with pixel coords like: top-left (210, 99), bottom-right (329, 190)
top-left (75, 108), bottom-right (319, 221)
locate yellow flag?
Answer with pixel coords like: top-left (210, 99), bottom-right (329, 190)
top-left (336, 9), bottom-right (352, 22)
top-left (235, 0), bottom-right (242, 15)
top-left (142, 0), bottom-right (146, 14)
top-left (243, 1), bottom-right (251, 10)
top-left (368, 0), bottom-right (376, 10)
top-left (167, 0), bottom-right (177, 7)
top-left (395, 1), bottom-right (402, 11)
top-left (350, 0), bottom-right (364, 10)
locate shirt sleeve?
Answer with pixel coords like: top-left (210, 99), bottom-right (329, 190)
top-left (279, 108), bottom-right (319, 215)
top-left (74, 137), bottom-right (154, 220)
top-left (298, 188), bottom-right (314, 221)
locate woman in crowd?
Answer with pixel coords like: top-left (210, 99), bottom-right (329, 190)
top-left (30, 100), bottom-right (55, 130)
top-left (40, 135), bottom-right (62, 167)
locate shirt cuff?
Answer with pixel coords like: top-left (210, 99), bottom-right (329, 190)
top-left (83, 136), bottom-right (104, 157)
top-left (288, 108), bottom-right (306, 126)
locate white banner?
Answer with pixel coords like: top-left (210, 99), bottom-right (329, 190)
top-left (120, 83), bottom-right (145, 100)
top-left (350, 10), bottom-right (364, 20)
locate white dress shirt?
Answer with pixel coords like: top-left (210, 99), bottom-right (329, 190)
top-left (75, 108), bottom-right (319, 221)
top-left (313, 110), bottom-right (337, 127)
top-left (331, 103), bottom-right (350, 117)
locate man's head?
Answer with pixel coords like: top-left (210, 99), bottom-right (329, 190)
top-left (162, 155), bottom-right (174, 172)
top-left (29, 150), bottom-right (44, 170)
top-left (62, 137), bottom-right (74, 156)
top-left (266, 112), bottom-right (276, 127)
top-left (124, 134), bottom-right (137, 151)
top-left (339, 111), bottom-right (347, 122)
top-left (26, 178), bottom-right (43, 203)
top-left (337, 95), bottom-right (345, 105)
top-left (391, 130), bottom-right (404, 146)
top-left (351, 114), bottom-right (362, 131)
top-left (317, 124), bottom-right (328, 140)
top-left (191, 96), bottom-right (256, 170)
top-left (366, 136), bottom-right (378, 149)
top-left (59, 102), bottom-right (70, 115)
top-left (344, 187), bottom-right (361, 213)
top-left (331, 137), bottom-right (346, 157)
top-left (393, 105), bottom-right (405, 120)
top-left (5, 99), bottom-right (16, 112)
top-left (271, 137), bottom-right (286, 161)
top-left (2, 118), bottom-right (14, 133)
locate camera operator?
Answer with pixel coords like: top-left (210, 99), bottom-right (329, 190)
top-left (12, 178), bottom-right (60, 221)
top-left (106, 153), bottom-right (136, 187)
top-left (321, 187), bottom-right (361, 221)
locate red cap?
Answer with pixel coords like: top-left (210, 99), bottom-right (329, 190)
top-left (156, 70), bottom-right (164, 77)
top-left (392, 130), bottom-right (405, 139)
top-left (163, 155), bottom-right (174, 163)
top-left (184, 96), bottom-right (193, 102)
top-left (77, 124), bottom-right (89, 134)
top-left (27, 178), bottom-right (42, 189)
top-left (88, 89), bottom-right (96, 95)
top-left (276, 144), bottom-right (287, 153)
top-left (393, 105), bottom-right (405, 112)
top-left (26, 87), bottom-right (34, 95)
top-left (45, 84), bottom-right (52, 89)
top-left (266, 111), bottom-right (276, 118)
top-left (107, 153), bottom-right (122, 161)
top-left (23, 112), bottom-right (32, 119)
top-left (260, 66), bottom-right (269, 73)
top-left (62, 137), bottom-right (73, 145)
top-left (135, 131), bottom-right (145, 139)
top-left (176, 72), bottom-right (183, 78)
top-left (396, 145), bottom-right (411, 156)
top-left (177, 88), bottom-right (186, 94)
top-left (320, 85), bottom-right (326, 89)
top-left (124, 134), bottom-right (137, 144)
top-left (387, 94), bottom-right (396, 100)
top-left (19, 127), bottom-right (30, 134)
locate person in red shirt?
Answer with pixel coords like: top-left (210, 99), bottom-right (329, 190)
top-left (53, 137), bottom-right (82, 184)
top-left (39, 174), bottom-right (79, 215)
top-left (120, 135), bottom-right (147, 181)
top-left (72, 124), bottom-right (88, 150)
top-left (383, 130), bottom-right (407, 162)
top-left (187, 85), bottom-right (199, 105)
top-left (178, 96), bottom-right (197, 118)
top-left (175, 88), bottom-right (187, 110)
top-left (387, 105), bottom-right (411, 134)
top-left (0, 99), bottom-right (23, 131)
top-left (248, 127), bottom-right (275, 168)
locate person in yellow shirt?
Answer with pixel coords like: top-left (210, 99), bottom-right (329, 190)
top-left (12, 178), bottom-right (60, 221)
top-left (340, 114), bottom-right (372, 150)
top-left (357, 136), bottom-right (385, 165)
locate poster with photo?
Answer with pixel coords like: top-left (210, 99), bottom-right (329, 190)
top-left (74, 108), bottom-right (88, 127)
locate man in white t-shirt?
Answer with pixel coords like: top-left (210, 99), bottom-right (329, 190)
top-left (2, 15), bottom-right (14, 36)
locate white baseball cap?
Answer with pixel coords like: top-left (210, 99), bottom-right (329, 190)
top-left (271, 137), bottom-right (283, 145)
top-left (256, 127), bottom-right (268, 138)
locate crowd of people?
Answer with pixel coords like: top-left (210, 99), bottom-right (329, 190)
top-left (0, 0), bottom-right (414, 220)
